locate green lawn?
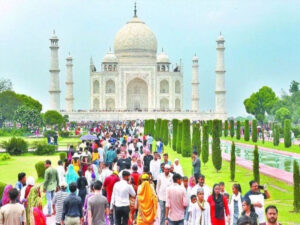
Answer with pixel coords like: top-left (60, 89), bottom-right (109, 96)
top-left (222, 136), bottom-right (300, 154)
top-left (164, 145), bottom-right (299, 224)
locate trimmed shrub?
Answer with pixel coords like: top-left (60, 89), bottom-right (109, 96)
top-left (0, 128), bottom-right (30, 137)
top-left (172, 119), bottom-right (179, 151)
top-left (236, 121), bottom-right (241, 140)
top-left (293, 160), bottom-right (300, 212)
top-left (224, 120), bottom-right (228, 137)
top-left (253, 145), bottom-right (260, 184)
top-left (262, 128), bottom-right (265, 144)
top-left (155, 119), bottom-right (162, 140)
top-left (1, 137), bottom-right (28, 155)
top-left (219, 120), bottom-right (223, 137)
top-left (252, 120), bottom-right (258, 143)
top-left (230, 120), bottom-right (234, 138)
top-left (149, 119), bottom-right (155, 137)
top-left (35, 161), bottom-right (46, 179)
top-left (181, 119), bottom-right (191, 157)
top-left (162, 120), bottom-right (169, 146)
top-left (59, 152), bottom-right (67, 161)
top-left (43, 130), bottom-right (57, 138)
top-left (284, 119), bottom-right (291, 148)
top-left (192, 123), bottom-right (201, 156)
top-left (33, 142), bottom-right (57, 155)
top-left (0, 153), bottom-right (11, 161)
top-left (207, 120), bottom-right (213, 135)
top-left (202, 124), bottom-right (209, 164)
top-left (176, 121), bottom-right (183, 154)
top-left (59, 130), bottom-right (70, 138)
top-left (230, 142), bottom-right (236, 181)
top-left (244, 120), bottom-right (250, 141)
top-left (212, 119), bottom-right (222, 171)
top-left (0, 181), bottom-right (6, 200)
top-left (273, 124), bottom-right (280, 146)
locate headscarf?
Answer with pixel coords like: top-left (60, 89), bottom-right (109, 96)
top-left (27, 186), bottom-right (41, 225)
top-left (212, 184), bottom-right (224, 220)
top-left (25, 176), bottom-right (35, 200)
top-left (66, 164), bottom-right (79, 192)
top-left (137, 181), bottom-right (157, 225)
top-left (1, 185), bottom-right (13, 206)
top-left (189, 176), bottom-right (196, 188)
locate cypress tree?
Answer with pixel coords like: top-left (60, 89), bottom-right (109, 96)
top-left (149, 119), bottom-right (155, 137)
top-left (172, 119), bottom-right (179, 151)
top-left (212, 119), bottom-right (222, 171)
top-left (230, 141), bottom-right (236, 181)
top-left (144, 120), bottom-right (149, 135)
top-left (208, 120), bottom-right (213, 135)
top-left (244, 120), bottom-right (250, 141)
top-left (224, 120), bottom-right (228, 137)
top-left (273, 124), bottom-right (280, 146)
top-left (252, 120), bottom-right (258, 143)
top-left (253, 145), bottom-right (260, 184)
top-left (181, 119), bottom-right (192, 157)
top-left (202, 124), bottom-right (209, 164)
top-left (219, 120), bottom-right (223, 137)
top-left (293, 160), bottom-right (300, 212)
top-left (236, 121), bottom-right (241, 140)
top-left (262, 128), bottom-right (265, 144)
top-left (162, 120), bottom-right (169, 145)
top-left (176, 121), bottom-right (183, 154)
top-left (230, 120), bottom-right (235, 138)
top-left (284, 119), bottom-right (291, 148)
top-left (192, 123), bottom-right (201, 156)
top-left (155, 119), bottom-right (162, 140)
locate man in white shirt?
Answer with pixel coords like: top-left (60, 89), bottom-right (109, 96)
top-left (150, 152), bottom-right (161, 188)
top-left (110, 170), bottom-right (135, 225)
top-left (191, 175), bottom-right (211, 201)
top-left (99, 163), bottom-right (113, 183)
top-left (156, 164), bottom-right (173, 225)
top-left (57, 160), bottom-right (65, 186)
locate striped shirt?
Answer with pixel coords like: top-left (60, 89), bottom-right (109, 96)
top-left (53, 190), bottom-right (69, 224)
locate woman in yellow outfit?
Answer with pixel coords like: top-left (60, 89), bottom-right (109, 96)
top-left (136, 174), bottom-right (157, 225)
top-left (72, 153), bottom-right (80, 173)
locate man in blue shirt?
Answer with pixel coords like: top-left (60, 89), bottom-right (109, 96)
top-left (147, 134), bottom-right (153, 152)
top-left (15, 172), bottom-right (26, 191)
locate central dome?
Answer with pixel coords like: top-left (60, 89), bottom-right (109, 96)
top-left (114, 16), bottom-right (158, 59)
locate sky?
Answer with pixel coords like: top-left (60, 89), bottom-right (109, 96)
top-left (0, 0), bottom-right (300, 117)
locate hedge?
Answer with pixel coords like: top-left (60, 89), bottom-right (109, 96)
top-left (59, 152), bottom-right (67, 161)
top-left (252, 120), bottom-right (258, 143)
top-left (35, 161), bottom-right (46, 179)
top-left (284, 119), bottom-right (291, 148)
top-left (181, 119), bottom-right (191, 157)
top-left (155, 119), bottom-right (162, 140)
top-left (224, 120), bottom-right (228, 137)
top-left (253, 145), bottom-right (260, 184)
top-left (1, 137), bottom-right (28, 155)
top-left (230, 120), bottom-right (235, 138)
top-left (212, 119), bottom-right (222, 171)
top-left (244, 120), bottom-right (250, 141)
top-left (34, 142), bottom-right (57, 155)
top-left (176, 121), bottom-right (183, 154)
top-left (230, 141), bottom-right (236, 181)
top-left (172, 119), bottom-right (179, 151)
top-left (202, 124), bottom-right (209, 164)
top-left (236, 121), bottom-right (241, 140)
top-left (162, 120), bottom-right (169, 146)
top-left (149, 119), bottom-right (155, 137)
top-left (192, 123), bottom-right (201, 156)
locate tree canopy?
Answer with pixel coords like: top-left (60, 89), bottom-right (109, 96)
top-left (0, 78), bottom-right (12, 93)
top-left (43, 110), bottom-right (64, 126)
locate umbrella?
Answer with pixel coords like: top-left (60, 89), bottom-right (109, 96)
top-left (80, 134), bottom-right (98, 141)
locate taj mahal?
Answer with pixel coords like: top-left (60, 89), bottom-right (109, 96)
top-left (48, 5), bottom-right (227, 121)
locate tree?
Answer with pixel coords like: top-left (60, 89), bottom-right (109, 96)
top-left (290, 80), bottom-right (299, 94)
top-left (252, 120), bottom-right (258, 143)
top-left (284, 119), bottom-right (291, 148)
top-left (273, 124), bottom-right (280, 146)
top-left (262, 128), bottom-right (265, 144)
top-left (43, 110), bottom-right (64, 127)
top-left (0, 78), bottom-right (12, 92)
top-left (236, 121), bottom-right (241, 140)
top-left (293, 160), bottom-right (300, 212)
top-left (181, 119), bottom-right (192, 157)
top-left (176, 121), bottom-right (182, 154)
top-left (230, 120), bottom-right (235, 138)
top-left (212, 120), bottom-right (222, 171)
top-left (14, 105), bottom-right (41, 128)
top-left (224, 120), bottom-right (228, 137)
top-left (219, 120), bottom-right (223, 137)
top-left (202, 124), bottom-right (209, 164)
top-left (230, 142), bottom-right (236, 181)
top-left (275, 107), bottom-right (291, 125)
top-left (253, 145), bottom-right (260, 184)
top-left (244, 86), bottom-right (278, 123)
top-left (244, 120), bottom-right (250, 141)
top-left (149, 119), bottom-right (155, 137)
top-left (162, 120), bottom-right (169, 146)
top-left (144, 120), bottom-right (149, 135)
top-left (172, 119), bottom-right (179, 151)
top-left (192, 123), bottom-right (201, 156)
top-left (155, 119), bottom-right (162, 140)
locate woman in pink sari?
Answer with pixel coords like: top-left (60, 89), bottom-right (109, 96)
top-left (1, 184), bottom-right (13, 206)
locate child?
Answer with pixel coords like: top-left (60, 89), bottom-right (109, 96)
top-left (187, 195), bottom-right (197, 225)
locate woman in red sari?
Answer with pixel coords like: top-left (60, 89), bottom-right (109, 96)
top-left (207, 183), bottom-right (230, 225)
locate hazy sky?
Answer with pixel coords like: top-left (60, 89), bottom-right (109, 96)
top-left (1, 0), bottom-right (300, 117)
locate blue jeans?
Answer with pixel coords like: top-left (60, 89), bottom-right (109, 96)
top-left (46, 191), bottom-right (54, 215)
top-left (168, 219), bottom-right (184, 225)
top-left (159, 200), bottom-right (166, 225)
top-left (184, 206), bottom-right (189, 221)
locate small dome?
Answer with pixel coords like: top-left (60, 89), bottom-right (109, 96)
top-left (217, 33), bottom-right (224, 42)
top-left (192, 54), bottom-right (198, 61)
top-left (157, 50), bottom-right (170, 63)
top-left (103, 50), bottom-right (118, 63)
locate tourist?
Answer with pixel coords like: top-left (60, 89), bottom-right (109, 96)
top-left (236, 216), bottom-right (253, 225)
top-left (81, 152), bottom-right (89, 176)
top-left (190, 187), bottom-right (211, 225)
top-left (173, 158), bottom-right (184, 176)
top-left (136, 174), bottom-right (157, 225)
top-left (85, 165), bottom-right (93, 188)
top-left (61, 182), bottom-right (83, 225)
top-left (92, 148), bottom-right (100, 166)
top-left (156, 138), bottom-right (164, 154)
top-left (244, 181), bottom-right (270, 224)
top-left (136, 158), bottom-right (144, 174)
top-left (165, 173), bottom-right (188, 225)
top-left (1, 185), bottom-right (13, 206)
top-left (66, 164), bottom-right (79, 192)
top-left (163, 153), bottom-right (171, 166)
top-left (146, 133), bottom-right (153, 152)
top-left (83, 182), bottom-right (95, 225)
top-left (88, 181), bottom-right (109, 225)
top-left (27, 185), bottom-right (45, 225)
top-left (128, 177), bottom-right (137, 225)
top-left (131, 165), bottom-right (140, 190)
top-left (143, 149), bottom-right (153, 170)
top-left (156, 164), bottom-right (173, 225)
top-left (72, 153), bottom-right (81, 173)
top-left (219, 182), bottom-right (229, 197)
top-left (110, 170), bottom-right (136, 225)
top-left (240, 199), bottom-right (258, 225)
top-left (77, 170), bottom-right (88, 206)
top-left (20, 176), bottom-right (35, 206)
top-left (98, 143), bottom-right (105, 164)
top-left (57, 160), bottom-right (66, 185)
top-left (150, 152), bottom-right (161, 188)
top-left (0, 188), bottom-right (26, 225)
top-left (191, 175), bottom-right (211, 201)
top-left (182, 176), bottom-right (191, 224)
top-left (192, 151), bottom-right (201, 181)
top-left (261, 205), bottom-right (281, 225)
top-left (43, 159), bottom-right (59, 217)
top-left (117, 151), bottom-right (131, 172)
top-left (15, 172), bottom-right (26, 191)
top-left (99, 162), bottom-right (113, 184)
top-left (230, 184), bottom-right (243, 225)
top-left (207, 183), bottom-right (230, 225)
top-left (53, 182), bottom-right (69, 225)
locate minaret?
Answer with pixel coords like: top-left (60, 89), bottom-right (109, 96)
top-left (215, 33), bottom-right (226, 114)
top-left (49, 30), bottom-right (61, 111)
top-left (65, 53), bottom-right (74, 112)
top-left (192, 54), bottom-right (199, 111)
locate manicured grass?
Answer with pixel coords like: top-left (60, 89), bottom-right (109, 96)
top-left (0, 153), bottom-right (59, 185)
top-left (222, 136), bottom-right (300, 154)
top-left (164, 144), bottom-right (299, 224)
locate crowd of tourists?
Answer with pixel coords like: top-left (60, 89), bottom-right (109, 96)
top-left (0, 121), bottom-right (281, 225)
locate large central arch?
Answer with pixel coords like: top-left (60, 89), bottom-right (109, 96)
top-left (127, 78), bottom-right (148, 110)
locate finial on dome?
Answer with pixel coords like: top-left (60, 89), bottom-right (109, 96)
top-left (162, 48), bottom-right (164, 52)
top-left (220, 32), bottom-right (222, 35)
top-left (134, 2), bottom-right (137, 17)
top-left (53, 30), bottom-right (55, 35)
top-left (109, 47), bottom-right (111, 52)
top-left (68, 52), bottom-right (71, 56)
